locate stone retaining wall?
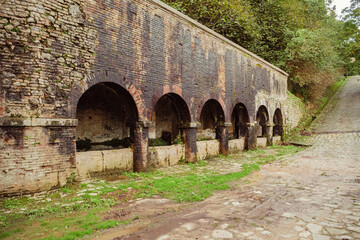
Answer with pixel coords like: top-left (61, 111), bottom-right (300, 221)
top-left (229, 138), bottom-right (246, 153)
top-left (76, 148), bottom-right (133, 180)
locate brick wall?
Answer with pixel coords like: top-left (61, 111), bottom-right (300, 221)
top-left (0, 124), bottom-right (76, 195)
top-left (0, 0), bottom-right (288, 195)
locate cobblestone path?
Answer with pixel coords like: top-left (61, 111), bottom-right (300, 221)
top-left (98, 76), bottom-right (360, 240)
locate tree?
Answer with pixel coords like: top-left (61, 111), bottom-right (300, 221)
top-left (163, 0), bottom-right (261, 49)
top-left (342, 0), bottom-right (360, 75)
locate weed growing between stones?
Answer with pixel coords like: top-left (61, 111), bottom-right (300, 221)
top-left (0, 145), bottom-right (302, 240)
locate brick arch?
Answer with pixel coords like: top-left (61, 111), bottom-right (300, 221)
top-left (196, 94), bottom-right (228, 122)
top-left (147, 84), bottom-right (193, 122)
top-left (256, 105), bottom-right (269, 120)
top-left (68, 71), bottom-right (146, 120)
top-left (231, 102), bottom-right (250, 123)
top-left (230, 101), bottom-right (250, 139)
top-left (271, 102), bottom-right (283, 120)
top-left (273, 108), bottom-right (284, 136)
top-left (256, 105), bottom-right (270, 137)
top-left (229, 98), bottom-right (251, 121)
top-left (273, 108), bottom-right (283, 124)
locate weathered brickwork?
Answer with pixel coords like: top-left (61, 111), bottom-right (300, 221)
top-left (0, 124), bottom-right (76, 195)
top-left (0, 0), bottom-right (288, 195)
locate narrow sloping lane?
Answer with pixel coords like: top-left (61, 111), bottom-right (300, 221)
top-left (314, 76), bottom-right (360, 133)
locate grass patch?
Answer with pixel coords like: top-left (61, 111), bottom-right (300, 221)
top-left (38, 212), bottom-right (130, 240)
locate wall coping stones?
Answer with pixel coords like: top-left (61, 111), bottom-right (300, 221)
top-left (150, 0), bottom-right (289, 77)
top-left (0, 117), bottom-right (78, 127)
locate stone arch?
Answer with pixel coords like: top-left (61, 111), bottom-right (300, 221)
top-left (69, 72), bottom-right (145, 120)
top-left (273, 108), bottom-right (283, 137)
top-left (149, 92), bottom-right (191, 145)
top-left (75, 82), bottom-right (138, 151)
top-left (256, 105), bottom-right (269, 137)
top-left (231, 103), bottom-right (250, 139)
top-left (197, 99), bottom-right (225, 140)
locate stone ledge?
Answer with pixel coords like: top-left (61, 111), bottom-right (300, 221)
top-left (0, 117), bottom-right (78, 127)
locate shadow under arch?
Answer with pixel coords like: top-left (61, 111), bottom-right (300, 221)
top-left (273, 108), bottom-right (283, 137)
top-left (149, 92), bottom-right (191, 145)
top-left (256, 105), bottom-right (269, 137)
top-left (197, 99), bottom-right (225, 140)
top-left (147, 84), bottom-right (193, 122)
top-left (76, 82), bottom-right (139, 151)
top-left (69, 72), bottom-right (145, 121)
top-left (231, 103), bottom-right (250, 139)
top-left (197, 94), bottom-right (227, 123)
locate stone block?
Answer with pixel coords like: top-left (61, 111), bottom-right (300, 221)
top-left (257, 137), bottom-right (267, 148)
top-left (273, 136), bottom-right (281, 144)
top-left (148, 145), bottom-right (185, 167)
top-left (103, 149), bottom-right (133, 172)
top-left (229, 138), bottom-right (245, 153)
top-left (197, 129), bottom-right (216, 141)
top-left (76, 151), bottom-right (103, 179)
top-left (196, 140), bottom-right (220, 160)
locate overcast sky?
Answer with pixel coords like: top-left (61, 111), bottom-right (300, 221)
top-left (331, 0), bottom-right (351, 18)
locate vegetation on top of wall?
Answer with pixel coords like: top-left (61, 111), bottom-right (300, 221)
top-left (162, 0), bottom-right (359, 104)
top-left (149, 138), bottom-right (170, 147)
top-left (149, 134), bottom-right (184, 146)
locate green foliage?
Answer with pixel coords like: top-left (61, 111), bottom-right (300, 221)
top-left (149, 138), bottom-right (169, 146)
top-left (286, 27), bottom-right (342, 74)
top-left (0, 232), bottom-right (10, 239)
top-left (164, 0), bottom-right (259, 48)
top-left (173, 134), bottom-right (183, 145)
top-left (342, 0), bottom-right (360, 75)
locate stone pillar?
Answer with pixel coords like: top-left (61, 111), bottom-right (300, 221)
top-left (182, 122), bottom-right (199, 163)
top-left (247, 122), bottom-right (257, 150)
top-left (133, 121), bottom-right (151, 172)
top-left (217, 122), bottom-right (231, 156)
top-left (243, 122), bottom-right (250, 150)
top-left (266, 122), bottom-right (274, 146)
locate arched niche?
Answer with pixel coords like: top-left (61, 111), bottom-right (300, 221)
top-left (256, 105), bottom-right (269, 137)
top-left (149, 93), bottom-right (191, 145)
top-left (273, 108), bottom-right (283, 137)
top-left (231, 103), bottom-right (250, 139)
top-left (76, 82), bottom-right (138, 151)
top-left (197, 99), bottom-right (225, 140)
